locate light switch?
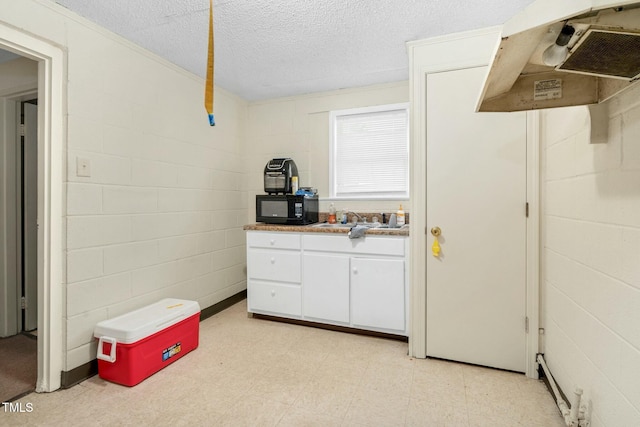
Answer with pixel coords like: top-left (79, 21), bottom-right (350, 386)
top-left (76, 157), bottom-right (91, 177)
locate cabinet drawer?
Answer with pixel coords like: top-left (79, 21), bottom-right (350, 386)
top-left (247, 249), bottom-right (301, 283)
top-left (303, 234), bottom-right (405, 256)
top-left (248, 281), bottom-right (301, 317)
top-left (247, 232), bottom-right (301, 250)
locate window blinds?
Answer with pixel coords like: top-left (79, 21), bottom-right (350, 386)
top-left (333, 107), bottom-right (409, 198)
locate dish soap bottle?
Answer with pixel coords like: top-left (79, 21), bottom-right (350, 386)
top-left (396, 204), bottom-right (405, 226)
top-left (328, 203), bottom-right (337, 224)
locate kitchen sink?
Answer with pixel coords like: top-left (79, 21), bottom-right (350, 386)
top-left (311, 222), bottom-right (409, 229)
top-left (312, 223), bottom-right (355, 228)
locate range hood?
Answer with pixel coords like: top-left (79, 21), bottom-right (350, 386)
top-left (477, 0), bottom-right (640, 112)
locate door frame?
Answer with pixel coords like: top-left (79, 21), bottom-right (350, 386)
top-left (407, 27), bottom-right (540, 378)
top-left (0, 25), bottom-right (64, 392)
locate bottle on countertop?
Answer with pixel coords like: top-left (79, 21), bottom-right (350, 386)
top-left (291, 176), bottom-right (299, 194)
top-left (396, 204), bottom-right (405, 226)
top-left (328, 203), bottom-right (337, 224)
top-left (341, 208), bottom-right (348, 224)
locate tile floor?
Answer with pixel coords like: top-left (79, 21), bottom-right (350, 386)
top-left (2, 300), bottom-right (565, 426)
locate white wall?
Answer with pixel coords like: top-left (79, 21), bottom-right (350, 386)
top-left (542, 83), bottom-right (640, 426)
top-left (245, 82), bottom-right (410, 220)
top-left (0, 0), bottom-right (248, 371)
top-left (0, 57), bottom-right (37, 95)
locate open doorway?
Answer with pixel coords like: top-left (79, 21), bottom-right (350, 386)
top-left (0, 23), bottom-right (65, 393)
top-left (20, 98), bottom-right (39, 335)
top-left (0, 50), bottom-right (39, 401)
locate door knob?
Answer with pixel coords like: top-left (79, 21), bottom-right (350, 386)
top-left (431, 226), bottom-right (441, 237)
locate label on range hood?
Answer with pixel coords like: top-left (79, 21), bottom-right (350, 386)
top-left (534, 79), bottom-right (563, 101)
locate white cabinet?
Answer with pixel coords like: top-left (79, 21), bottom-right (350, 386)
top-left (246, 230), bottom-right (408, 335)
top-left (351, 257), bottom-right (405, 332)
top-left (247, 232), bottom-right (302, 318)
top-left (303, 234), bottom-right (407, 335)
top-left (302, 253), bottom-right (350, 324)
top-left (248, 281), bottom-right (301, 317)
top-left (247, 249), bottom-right (300, 283)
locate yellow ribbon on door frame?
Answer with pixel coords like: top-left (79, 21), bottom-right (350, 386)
top-left (205, 0), bottom-right (215, 126)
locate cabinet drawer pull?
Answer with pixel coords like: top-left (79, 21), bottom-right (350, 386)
top-left (270, 239), bottom-right (275, 245)
top-left (352, 267), bottom-right (358, 274)
top-left (271, 290), bottom-right (276, 297)
top-left (270, 257), bottom-right (276, 264)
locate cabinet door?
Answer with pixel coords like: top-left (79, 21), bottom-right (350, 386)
top-left (302, 253), bottom-right (350, 324)
top-left (351, 257), bottom-right (405, 332)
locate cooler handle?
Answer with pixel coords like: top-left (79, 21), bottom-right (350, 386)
top-left (97, 336), bottom-right (117, 363)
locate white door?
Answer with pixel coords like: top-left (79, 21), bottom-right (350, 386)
top-left (22, 102), bottom-right (38, 331)
top-left (425, 67), bottom-right (527, 372)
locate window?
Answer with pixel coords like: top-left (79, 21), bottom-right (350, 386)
top-left (330, 103), bottom-right (409, 199)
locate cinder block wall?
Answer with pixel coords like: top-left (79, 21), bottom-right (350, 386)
top-left (1, 0), bottom-right (249, 371)
top-left (63, 27), bottom-right (249, 370)
top-left (541, 83), bottom-right (640, 425)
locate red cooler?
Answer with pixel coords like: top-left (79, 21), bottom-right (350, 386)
top-left (94, 298), bottom-right (200, 386)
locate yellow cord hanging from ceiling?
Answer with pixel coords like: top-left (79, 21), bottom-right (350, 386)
top-left (205, 0), bottom-right (215, 126)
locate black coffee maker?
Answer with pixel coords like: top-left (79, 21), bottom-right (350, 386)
top-left (264, 158), bottom-right (298, 194)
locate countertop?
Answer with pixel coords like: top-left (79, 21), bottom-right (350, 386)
top-left (243, 222), bottom-right (410, 236)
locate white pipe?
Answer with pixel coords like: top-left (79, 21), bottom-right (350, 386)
top-left (570, 388), bottom-right (583, 426)
top-left (537, 354), bottom-right (574, 426)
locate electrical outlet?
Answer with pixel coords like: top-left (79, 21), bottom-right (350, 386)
top-left (76, 157), bottom-right (91, 177)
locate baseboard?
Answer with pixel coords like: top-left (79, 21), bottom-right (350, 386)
top-left (252, 313), bottom-right (409, 342)
top-left (200, 290), bottom-right (247, 321)
top-left (60, 359), bottom-right (98, 389)
top-left (59, 290), bottom-right (247, 389)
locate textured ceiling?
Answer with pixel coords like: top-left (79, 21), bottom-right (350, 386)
top-left (51, 0), bottom-right (535, 100)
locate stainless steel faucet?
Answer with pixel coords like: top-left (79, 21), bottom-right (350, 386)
top-left (344, 211), bottom-right (365, 223)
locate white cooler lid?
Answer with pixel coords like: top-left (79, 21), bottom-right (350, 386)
top-left (94, 298), bottom-right (200, 344)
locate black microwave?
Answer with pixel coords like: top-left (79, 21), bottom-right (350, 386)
top-left (256, 195), bottom-right (319, 225)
